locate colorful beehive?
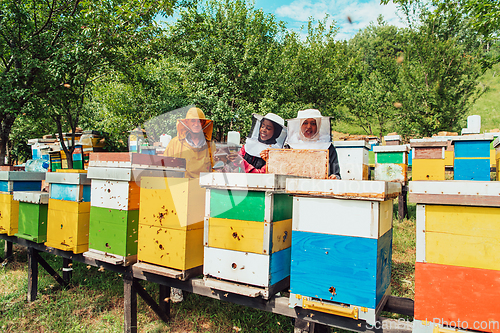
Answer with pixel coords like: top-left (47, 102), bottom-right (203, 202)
top-left (409, 181), bottom-right (500, 333)
top-left (138, 171), bottom-right (213, 276)
top-left (287, 179), bottom-right (400, 325)
top-left (410, 139), bottom-right (447, 181)
top-left (368, 137), bottom-right (380, 167)
top-left (85, 153), bottom-right (185, 265)
top-left (495, 137), bottom-right (499, 181)
top-left (45, 170), bottom-right (91, 253)
top-left (431, 136), bottom-right (455, 167)
top-left (200, 173), bottom-right (293, 299)
top-left (14, 191), bottom-right (49, 243)
top-left (384, 134), bottom-right (401, 146)
top-left (0, 171), bottom-right (45, 236)
top-left (452, 134), bottom-right (494, 181)
top-left (373, 145), bottom-right (410, 182)
top-left (333, 140), bottom-right (370, 180)
top-left (491, 134), bottom-right (499, 168)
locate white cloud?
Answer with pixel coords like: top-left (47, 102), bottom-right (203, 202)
top-left (275, 0), bottom-right (406, 40)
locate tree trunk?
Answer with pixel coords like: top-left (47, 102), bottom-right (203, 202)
top-left (0, 114), bottom-right (17, 166)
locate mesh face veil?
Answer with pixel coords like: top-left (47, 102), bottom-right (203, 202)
top-left (244, 113), bottom-right (287, 157)
top-left (286, 109), bottom-right (331, 149)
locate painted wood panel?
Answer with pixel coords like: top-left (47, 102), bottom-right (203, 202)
top-left (13, 191), bottom-right (49, 204)
top-left (376, 152), bottom-right (405, 164)
top-left (411, 159), bottom-right (445, 181)
top-left (267, 149), bottom-right (329, 179)
top-left (425, 205), bottom-right (500, 270)
top-left (45, 204), bottom-right (90, 253)
top-left (16, 202), bottom-right (48, 243)
top-left (454, 158), bottom-right (491, 181)
top-left (46, 172), bottom-right (90, 185)
top-left (203, 246), bottom-right (290, 287)
top-left (444, 150), bottom-right (454, 167)
top-left (207, 217), bottom-right (291, 254)
top-left (0, 171), bottom-right (45, 181)
top-left (286, 179), bottom-right (401, 201)
top-left (210, 189), bottom-right (265, 222)
top-left (272, 194), bottom-right (293, 222)
top-left (454, 140), bottom-right (491, 158)
top-left (137, 225), bottom-right (203, 270)
top-left (90, 180), bottom-right (140, 210)
top-left (199, 173), bottom-right (292, 190)
top-left (0, 181), bottom-right (42, 193)
top-left (415, 262), bottom-right (500, 333)
top-left (292, 197), bottom-right (392, 239)
top-left (89, 207), bottom-right (139, 257)
top-left (290, 230), bottom-right (392, 309)
top-left (0, 193), bottom-right (19, 235)
top-left (89, 152), bottom-right (186, 170)
top-left (50, 184), bottom-right (91, 202)
top-left (48, 198), bottom-right (91, 214)
top-left (336, 146), bottom-right (369, 181)
top-left (413, 147), bottom-right (444, 159)
top-left (374, 163), bottom-right (407, 182)
top-left (139, 177), bottom-right (205, 230)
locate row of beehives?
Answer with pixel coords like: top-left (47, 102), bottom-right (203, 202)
top-left (333, 134), bottom-right (499, 182)
top-left (0, 154), bottom-right (401, 326)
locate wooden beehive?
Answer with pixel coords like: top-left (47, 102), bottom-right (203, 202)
top-left (0, 171), bottom-right (45, 236)
top-left (409, 181), bottom-right (500, 333)
top-left (45, 170), bottom-right (91, 253)
top-left (85, 153), bottom-right (185, 265)
top-left (384, 134), bottom-right (401, 146)
top-left (333, 140), bottom-right (370, 180)
top-left (452, 134), bottom-right (494, 181)
top-left (14, 191), bottom-right (49, 243)
top-left (373, 145), bottom-right (410, 182)
top-left (200, 173), bottom-right (294, 299)
top-left (286, 179), bottom-right (400, 325)
top-left (410, 140), bottom-right (447, 181)
top-left (267, 149), bottom-right (328, 179)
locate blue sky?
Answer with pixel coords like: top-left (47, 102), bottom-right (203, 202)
top-left (254, 0), bottom-right (406, 40)
top-left (158, 0), bottom-right (407, 41)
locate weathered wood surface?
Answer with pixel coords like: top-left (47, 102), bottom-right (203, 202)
top-left (286, 179), bottom-right (401, 201)
top-left (410, 141), bottom-right (448, 148)
top-left (133, 262), bottom-right (202, 281)
top-left (27, 247), bottom-right (38, 302)
top-left (89, 152), bottom-right (186, 170)
top-left (267, 149), bottom-right (329, 179)
top-left (413, 147), bottom-right (444, 159)
top-left (45, 172), bottom-right (90, 185)
top-left (13, 191), bottom-right (49, 204)
top-left (200, 172), bottom-right (294, 190)
top-left (123, 275), bottom-right (138, 333)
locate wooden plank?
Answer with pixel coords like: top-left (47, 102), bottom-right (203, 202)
top-left (410, 180), bottom-right (500, 196)
top-left (89, 152), bottom-right (186, 170)
top-left (133, 280), bottom-right (170, 323)
top-left (199, 172), bottom-right (296, 190)
top-left (204, 277), bottom-right (266, 298)
top-left (158, 284), bottom-right (170, 321)
top-left (410, 141), bottom-right (448, 148)
top-left (123, 275), bottom-right (138, 333)
top-left (292, 197), bottom-right (392, 238)
top-left (34, 251), bottom-right (69, 288)
top-left (0, 171), bottom-right (45, 181)
top-left (373, 145), bottom-right (410, 153)
top-left (286, 179), bottom-right (401, 201)
top-left (83, 249), bottom-right (137, 266)
top-left (46, 172), bottom-right (90, 185)
top-left (290, 230), bottom-right (391, 309)
top-left (137, 226), bottom-right (204, 271)
top-left (267, 149), bottom-right (329, 179)
top-left (425, 205), bottom-right (500, 270)
top-left (415, 262), bottom-right (500, 332)
top-left (413, 147), bottom-right (444, 159)
top-left (409, 193), bottom-right (500, 207)
top-left (27, 247), bottom-right (38, 302)
top-left (133, 262), bottom-right (202, 281)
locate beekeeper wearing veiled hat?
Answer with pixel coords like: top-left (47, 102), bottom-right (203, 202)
top-left (164, 107), bottom-right (215, 178)
top-left (286, 109), bottom-right (341, 179)
top-left (228, 113), bottom-right (287, 173)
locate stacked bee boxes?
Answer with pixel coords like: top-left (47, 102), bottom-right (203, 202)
top-left (410, 139), bottom-right (448, 180)
top-left (452, 134), bottom-right (494, 181)
top-left (45, 170), bottom-right (91, 253)
top-left (410, 181), bottom-right (500, 333)
top-left (384, 135), bottom-right (401, 146)
top-left (287, 179), bottom-right (400, 325)
top-left (0, 172), bottom-right (45, 236)
top-left (14, 191), bottom-right (49, 243)
top-left (495, 137), bottom-right (500, 181)
top-left (200, 173), bottom-right (293, 299)
top-left (333, 140), bottom-right (371, 180)
top-left (85, 153), bottom-right (185, 265)
top-left (373, 145), bottom-right (410, 183)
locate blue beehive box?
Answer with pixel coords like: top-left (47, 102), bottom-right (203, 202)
top-left (452, 134), bottom-right (494, 181)
top-left (286, 179), bottom-right (400, 325)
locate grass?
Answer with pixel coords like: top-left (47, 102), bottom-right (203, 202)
top-left (0, 203), bottom-right (418, 333)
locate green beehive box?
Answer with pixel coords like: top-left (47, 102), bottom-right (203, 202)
top-left (14, 191), bottom-right (49, 243)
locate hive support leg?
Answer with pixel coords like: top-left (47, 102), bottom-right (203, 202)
top-left (3, 241), bottom-right (13, 261)
top-left (124, 275), bottom-right (137, 333)
top-left (63, 258), bottom-right (73, 283)
top-left (398, 185), bottom-right (408, 220)
top-left (27, 247), bottom-right (39, 302)
top-left (34, 252), bottom-right (69, 288)
top-left (294, 319), bottom-right (330, 333)
top-left (159, 285), bottom-right (171, 322)
top-left (133, 280), bottom-right (170, 323)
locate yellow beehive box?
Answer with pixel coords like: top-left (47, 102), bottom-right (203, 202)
top-left (138, 226), bottom-right (203, 270)
top-left (139, 177), bottom-right (205, 230)
top-left (45, 198), bottom-right (90, 253)
top-left (0, 193), bottom-right (19, 235)
top-left (411, 159), bottom-right (446, 181)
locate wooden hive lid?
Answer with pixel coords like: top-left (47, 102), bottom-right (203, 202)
top-left (89, 152), bottom-right (186, 171)
top-left (0, 171), bottom-right (46, 181)
top-left (451, 133), bottom-right (495, 143)
top-left (410, 138), bottom-right (448, 148)
top-left (333, 140), bottom-right (371, 149)
top-left (373, 145), bottom-right (410, 153)
top-left (45, 171), bottom-right (90, 185)
top-left (285, 178), bottom-right (401, 201)
top-left (199, 172), bottom-right (298, 191)
top-left (494, 137), bottom-right (500, 149)
top-left (87, 167), bottom-right (184, 181)
top-left (13, 191), bottom-right (49, 204)
top-left (409, 180), bottom-right (500, 207)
